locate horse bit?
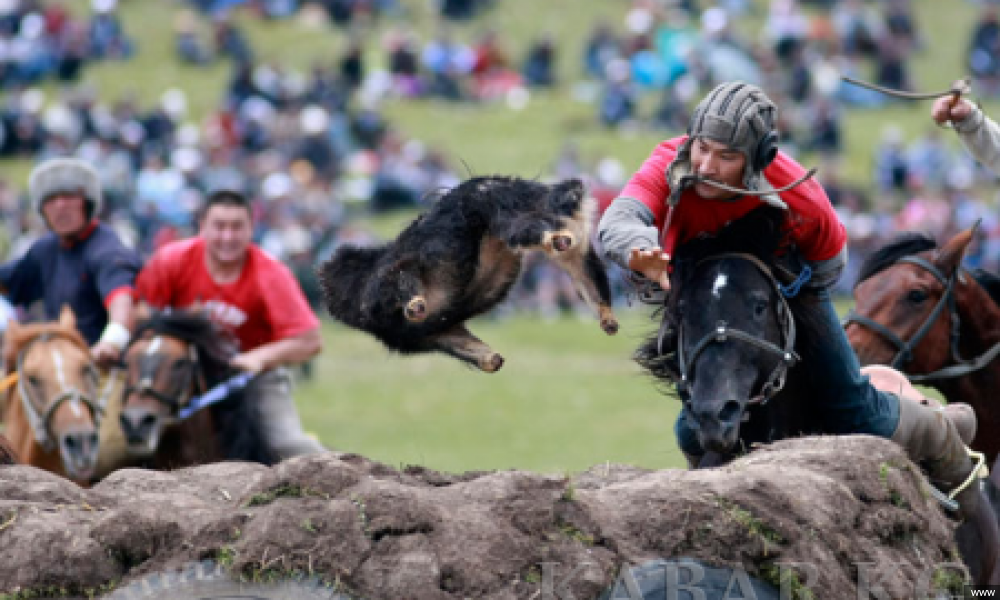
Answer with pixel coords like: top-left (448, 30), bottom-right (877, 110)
top-left (15, 332), bottom-right (103, 452)
top-left (844, 256), bottom-right (1000, 383)
top-left (673, 253), bottom-right (800, 407)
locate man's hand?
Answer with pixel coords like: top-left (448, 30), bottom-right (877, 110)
top-left (231, 351), bottom-right (267, 375)
top-left (628, 247), bottom-right (672, 291)
top-left (90, 341), bottom-right (121, 368)
top-left (931, 95), bottom-right (973, 126)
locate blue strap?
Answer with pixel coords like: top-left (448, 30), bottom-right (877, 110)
top-left (178, 371), bottom-right (255, 420)
top-left (778, 265), bottom-right (812, 298)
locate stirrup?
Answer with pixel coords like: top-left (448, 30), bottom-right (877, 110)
top-left (928, 448), bottom-right (987, 512)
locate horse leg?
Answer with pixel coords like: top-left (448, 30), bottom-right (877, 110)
top-left (425, 324), bottom-right (504, 373)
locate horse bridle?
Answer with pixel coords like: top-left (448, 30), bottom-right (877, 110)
top-left (121, 340), bottom-right (203, 417)
top-left (675, 253), bottom-right (800, 406)
top-left (15, 332), bottom-right (102, 452)
top-left (844, 256), bottom-right (1000, 383)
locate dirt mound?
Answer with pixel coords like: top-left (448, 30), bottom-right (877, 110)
top-left (0, 435), bottom-right (964, 599)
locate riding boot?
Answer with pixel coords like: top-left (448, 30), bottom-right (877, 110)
top-left (942, 403), bottom-right (977, 446)
top-left (891, 397), bottom-right (980, 519)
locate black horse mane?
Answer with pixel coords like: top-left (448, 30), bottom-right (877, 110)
top-left (132, 310), bottom-right (277, 465)
top-left (856, 232), bottom-right (937, 287)
top-left (636, 205), bottom-right (788, 386)
top-left (671, 206), bottom-right (788, 284)
top-left (132, 310), bottom-right (238, 384)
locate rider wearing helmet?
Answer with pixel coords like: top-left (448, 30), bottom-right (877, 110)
top-left (600, 81), bottom-right (981, 518)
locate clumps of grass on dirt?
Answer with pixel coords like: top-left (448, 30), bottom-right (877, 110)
top-left (758, 562), bottom-right (816, 600)
top-left (0, 579), bottom-right (119, 599)
top-left (716, 497), bottom-right (785, 556)
top-left (246, 484), bottom-right (329, 507)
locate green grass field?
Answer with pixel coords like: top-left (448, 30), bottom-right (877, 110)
top-left (295, 309), bottom-right (686, 473)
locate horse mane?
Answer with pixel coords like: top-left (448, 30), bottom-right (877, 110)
top-left (635, 205), bottom-right (788, 386)
top-left (0, 434), bottom-right (17, 465)
top-left (856, 232), bottom-right (937, 286)
top-left (133, 310), bottom-right (278, 465)
top-left (132, 310), bottom-right (237, 384)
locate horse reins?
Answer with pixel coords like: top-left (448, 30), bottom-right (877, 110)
top-left (845, 256), bottom-right (1000, 383)
top-left (675, 253), bottom-right (800, 406)
top-left (14, 332), bottom-right (102, 453)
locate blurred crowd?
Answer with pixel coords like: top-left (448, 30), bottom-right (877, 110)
top-left (1, 0), bottom-right (1000, 320)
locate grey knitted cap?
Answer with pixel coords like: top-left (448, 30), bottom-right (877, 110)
top-left (29, 157), bottom-right (103, 219)
top-left (667, 82), bottom-right (778, 195)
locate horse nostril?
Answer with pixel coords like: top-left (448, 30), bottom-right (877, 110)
top-left (717, 401), bottom-right (743, 425)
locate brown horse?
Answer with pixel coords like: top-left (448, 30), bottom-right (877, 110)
top-left (0, 433), bottom-right (17, 465)
top-left (1, 307), bottom-right (102, 483)
top-left (845, 225), bottom-right (1000, 466)
top-left (118, 310), bottom-right (276, 469)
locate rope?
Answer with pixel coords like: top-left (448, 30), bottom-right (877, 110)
top-left (841, 76), bottom-right (971, 100)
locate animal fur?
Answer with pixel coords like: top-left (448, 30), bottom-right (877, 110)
top-left (319, 176), bottom-right (618, 371)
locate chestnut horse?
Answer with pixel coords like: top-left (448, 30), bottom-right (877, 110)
top-left (118, 310), bottom-right (276, 469)
top-left (1, 307), bottom-right (102, 483)
top-left (845, 225), bottom-right (1000, 466)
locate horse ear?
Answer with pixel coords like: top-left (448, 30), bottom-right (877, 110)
top-left (58, 305), bottom-right (77, 329)
top-left (934, 223), bottom-right (978, 276)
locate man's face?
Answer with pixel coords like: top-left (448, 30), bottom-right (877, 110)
top-left (200, 204), bottom-right (253, 266)
top-left (690, 137), bottom-right (747, 199)
top-left (41, 192), bottom-right (88, 237)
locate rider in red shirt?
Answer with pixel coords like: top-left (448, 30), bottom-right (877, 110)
top-left (598, 81), bottom-right (980, 518)
top-left (137, 190), bottom-right (324, 458)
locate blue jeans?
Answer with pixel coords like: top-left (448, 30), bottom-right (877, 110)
top-left (675, 288), bottom-right (901, 457)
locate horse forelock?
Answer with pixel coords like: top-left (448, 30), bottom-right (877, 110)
top-left (131, 311), bottom-right (237, 385)
top-left (856, 233), bottom-right (937, 287)
top-left (4, 323), bottom-right (89, 373)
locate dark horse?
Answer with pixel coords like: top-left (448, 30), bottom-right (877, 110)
top-left (636, 207), bottom-right (1000, 585)
top-left (845, 225), bottom-right (1000, 467)
top-left (117, 310), bottom-right (277, 469)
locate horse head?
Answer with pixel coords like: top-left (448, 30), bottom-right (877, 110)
top-left (119, 310), bottom-right (231, 457)
top-left (846, 224), bottom-right (983, 373)
top-left (4, 306), bottom-right (101, 481)
top-left (673, 252), bottom-right (798, 454)
top-left (636, 207), bottom-right (800, 459)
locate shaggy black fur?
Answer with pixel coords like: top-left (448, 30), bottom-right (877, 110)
top-left (855, 232), bottom-right (937, 286)
top-left (319, 176), bottom-right (618, 371)
top-left (126, 310), bottom-right (277, 465)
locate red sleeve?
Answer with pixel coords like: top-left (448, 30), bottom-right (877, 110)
top-left (619, 138), bottom-right (687, 231)
top-left (257, 255), bottom-right (320, 340)
top-left (135, 250), bottom-right (174, 308)
top-left (790, 177), bottom-right (846, 262)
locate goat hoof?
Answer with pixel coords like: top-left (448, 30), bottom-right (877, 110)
top-left (601, 318), bottom-right (619, 335)
top-left (404, 297), bottom-right (428, 322)
top-left (481, 353), bottom-right (505, 373)
top-left (552, 233), bottom-right (574, 252)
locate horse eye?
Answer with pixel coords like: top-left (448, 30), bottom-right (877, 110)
top-left (26, 375), bottom-right (40, 388)
top-left (906, 289), bottom-right (928, 305)
top-left (753, 301), bottom-right (768, 317)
